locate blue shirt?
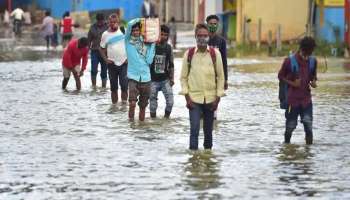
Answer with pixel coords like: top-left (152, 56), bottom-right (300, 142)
top-left (125, 18), bottom-right (155, 82)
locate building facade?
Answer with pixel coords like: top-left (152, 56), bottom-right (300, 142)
top-left (34, 0), bottom-right (143, 21)
top-left (155, 0), bottom-right (195, 23)
top-left (315, 0), bottom-right (345, 43)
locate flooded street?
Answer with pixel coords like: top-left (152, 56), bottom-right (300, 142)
top-left (0, 55), bottom-right (350, 199)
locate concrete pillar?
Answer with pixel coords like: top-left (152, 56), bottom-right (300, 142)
top-left (7, 0), bottom-right (12, 12)
top-left (165, 0), bottom-right (170, 22)
top-left (276, 24), bottom-right (282, 53)
top-left (205, 0), bottom-right (215, 19)
top-left (194, 0), bottom-right (199, 25)
top-left (159, 0), bottom-right (165, 23)
top-left (257, 18), bottom-right (262, 49)
top-left (183, 0), bottom-right (193, 22)
top-left (236, 0), bottom-right (243, 43)
top-left (306, 0), bottom-right (315, 37)
top-left (268, 30), bottom-right (273, 56)
top-left (181, 0), bottom-right (187, 22)
top-left (196, 0), bottom-right (206, 25)
top-left (190, 0), bottom-right (194, 23)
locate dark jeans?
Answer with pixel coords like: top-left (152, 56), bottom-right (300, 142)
top-left (285, 103), bottom-right (313, 141)
top-left (108, 62), bottom-right (128, 92)
top-left (189, 103), bottom-right (215, 150)
top-left (13, 19), bottom-right (22, 36)
top-left (91, 50), bottom-right (107, 81)
top-left (45, 34), bottom-right (53, 49)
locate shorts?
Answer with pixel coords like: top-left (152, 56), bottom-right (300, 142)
top-left (128, 79), bottom-right (150, 108)
top-left (108, 63), bottom-right (128, 92)
top-left (62, 32), bottom-right (73, 41)
top-left (63, 65), bottom-right (81, 78)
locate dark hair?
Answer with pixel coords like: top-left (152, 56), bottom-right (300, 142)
top-left (195, 23), bottom-right (208, 34)
top-left (170, 17), bottom-right (175, 22)
top-left (116, 8), bottom-right (121, 15)
top-left (299, 36), bottom-right (316, 51)
top-left (132, 22), bottom-right (141, 30)
top-left (45, 11), bottom-right (51, 16)
top-left (78, 37), bottom-right (89, 47)
top-left (161, 25), bottom-right (169, 34)
top-left (96, 13), bottom-right (104, 21)
top-left (109, 14), bottom-right (118, 20)
top-left (206, 15), bottom-right (219, 23)
top-left (63, 11), bottom-right (70, 18)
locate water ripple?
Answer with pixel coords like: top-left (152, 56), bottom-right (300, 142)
top-left (0, 59), bottom-right (349, 199)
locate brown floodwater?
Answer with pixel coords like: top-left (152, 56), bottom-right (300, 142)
top-left (0, 54), bottom-right (349, 199)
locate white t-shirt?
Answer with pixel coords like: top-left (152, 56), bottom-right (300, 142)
top-left (42, 16), bottom-right (54, 36)
top-left (10, 8), bottom-right (24, 20)
top-left (100, 29), bottom-right (127, 66)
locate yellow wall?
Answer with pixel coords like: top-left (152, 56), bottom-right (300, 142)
top-left (237, 0), bottom-right (309, 42)
top-left (316, 0), bottom-right (344, 7)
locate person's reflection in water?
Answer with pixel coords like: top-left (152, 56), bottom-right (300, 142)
top-left (183, 150), bottom-right (221, 198)
top-left (344, 62), bottom-right (350, 72)
top-left (276, 144), bottom-right (318, 197)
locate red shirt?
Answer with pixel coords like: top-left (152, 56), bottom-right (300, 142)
top-left (61, 17), bottom-right (73, 33)
top-left (62, 39), bottom-right (88, 71)
top-left (278, 53), bottom-right (317, 108)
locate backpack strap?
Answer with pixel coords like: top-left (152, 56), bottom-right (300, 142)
top-left (209, 47), bottom-right (217, 73)
top-left (187, 47), bottom-right (217, 89)
top-left (290, 54), bottom-right (316, 75)
top-left (289, 54), bottom-right (299, 74)
top-left (308, 56), bottom-right (316, 74)
top-left (209, 47), bottom-right (218, 86)
top-left (187, 47), bottom-right (196, 75)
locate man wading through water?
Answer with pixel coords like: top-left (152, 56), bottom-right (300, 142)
top-left (88, 13), bottom-right (108, 89)
top-left (180, 24), bottom-right (225, 150)
top-left (206, 14), bottom-right (228, 120)
top-left (149, 25), bottom-right (175, 119)
top-left (61, 37), bottom-right (89, 90)
top-left (100, 14), bottom-right (128, 104)
top-left (278, 37), bottom-right (318, 145)
top-left (125, 18), bottom-right (155, 122)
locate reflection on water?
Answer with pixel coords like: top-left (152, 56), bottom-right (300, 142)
top-left (183, 151), bottom-right (221, 191)
top-left (276, 145), bottom-right (317, 197)
top-left (277, 144), bottom-right (313, 161)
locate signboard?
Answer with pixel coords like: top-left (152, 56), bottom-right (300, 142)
top-left (316, 0), bottom-right (344, 7)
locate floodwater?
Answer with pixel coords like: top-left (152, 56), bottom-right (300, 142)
top-left (0, 54), bottom-right (350, 200)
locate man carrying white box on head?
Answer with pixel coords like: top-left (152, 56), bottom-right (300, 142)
top-left (125, 18), bottom-right (157, 122)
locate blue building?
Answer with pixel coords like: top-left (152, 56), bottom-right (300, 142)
top-left (0, 0), bottom-right (32, 11)
top-left (34, 0), bottom-right (143, 21)
top-left (315, 6), bottom-right (345, 43)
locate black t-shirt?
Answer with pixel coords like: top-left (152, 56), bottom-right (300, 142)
top-left (150, 43), bottom-right (174, 82)
top-left (208, 34), bottom-right (228, 81)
